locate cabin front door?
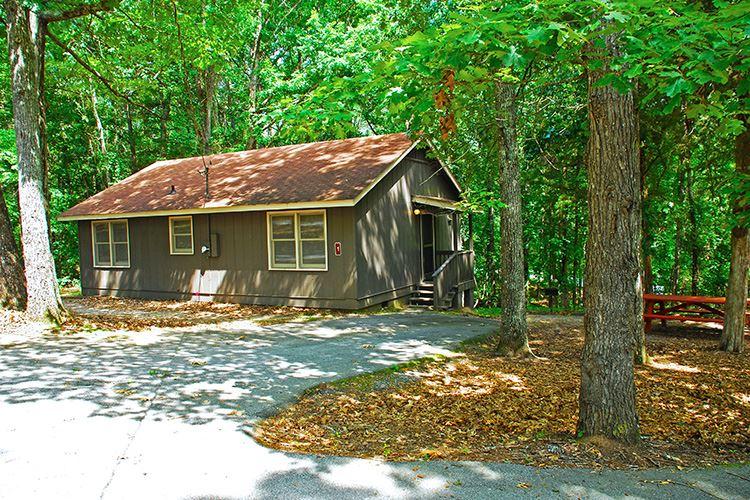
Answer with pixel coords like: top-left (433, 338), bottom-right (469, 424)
top-left (420, 214), bottom-right (435, 280)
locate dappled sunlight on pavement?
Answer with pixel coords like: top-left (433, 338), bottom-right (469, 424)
top-left (1, 311), bottom-right (749, 498)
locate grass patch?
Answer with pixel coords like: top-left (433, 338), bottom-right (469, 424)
top-left (472, 305), bottom-right (584, 318)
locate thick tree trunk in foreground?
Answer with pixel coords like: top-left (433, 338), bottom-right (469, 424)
top-left (494, 82), bottom-right (529, 356)
top-left (0, 186), bottom-right (26, 308)
top-left (5, 0), bottom-right (64, 321)
top-left (578, 33), bottom-right (641, 444)
top-left (721, 119), bottom-right (750, 353)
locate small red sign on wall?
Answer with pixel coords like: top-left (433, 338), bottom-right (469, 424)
top-left (334, 242), bottom-right (342, 256)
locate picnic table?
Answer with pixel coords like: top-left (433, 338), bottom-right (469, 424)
top-left (643, 293), bottom-right (750, 332)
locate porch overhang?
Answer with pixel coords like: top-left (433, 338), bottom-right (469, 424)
top-left (412, 195), bottom-right (461, 215)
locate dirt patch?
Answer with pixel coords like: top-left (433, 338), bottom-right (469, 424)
top-left (57, 296), bottom-right (349, 333)
top-left (255, 316), bottom-right (750, 469)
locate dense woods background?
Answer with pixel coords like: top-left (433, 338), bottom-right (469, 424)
top-left (0, 0), bottom-right (744, 306)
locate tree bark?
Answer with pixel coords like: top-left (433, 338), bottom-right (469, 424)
top-left (160, 95), bottom-right (170, 157)
top-left (494, 82), bottom-right (529, 356)
top-left (486, 204), bottom-right (496, 303)
top-left (125, 101), bottom-right (137, 172)
top-left (5, 0), bottom-right (64, 321)
top-left (636, 127), bottom-right (650, 365)
top-left (0, 185), bottom-right (26, 308)
top-left (687, 164), bottom-right (700, 295)
top-left (197, 67), bottom-right (215, 155)
top-left (91, 85), bottom-right (107, 156)
top-left (578, 32), bottom-right (641, 444)
top-left (670, 168), bottom-right (685, 294)
top-left (720, 118), bottom-right (749, 353)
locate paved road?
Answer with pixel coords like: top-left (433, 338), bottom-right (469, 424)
top-left (0, 311), bottom-right (748, 499)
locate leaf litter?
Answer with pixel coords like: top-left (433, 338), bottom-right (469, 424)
top-left (255, 316), bottom-right (750, 469)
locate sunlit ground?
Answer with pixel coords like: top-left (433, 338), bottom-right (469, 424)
top-left (257, 316), bottom-right (750, 469)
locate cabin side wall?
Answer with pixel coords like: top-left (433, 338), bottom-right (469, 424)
top-left (354, 149), bottom-right (461, 307)
top-left (78, 207), bottom-right (358, 308)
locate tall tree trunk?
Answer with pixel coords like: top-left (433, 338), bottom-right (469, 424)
top-left (197, 67), bottom-right (215, 155)
top-left (494, 82), bottom-right (529, 356)
top-left (680, 114), bottom-right (700, 295)
top-left (5, 0), bottom-right (64, 321)
top-left (720, 118), bottom-right (749, 353)
top-left (125, 101), bottom-right (137, 172)
top-left (578, 31), bottom-right (641, 444)
top-left (0, 185), bottom-right (26, 308)
top-left (670, 168), bottom-right (685, 294)
top-left (486, 205), bottom-right (496, 303)
top-left (90, 85), bottom-right (110, 187)
top-left (636, 126), bottom-right (650, 365)
top-left (687, 165), bottom-right (700, 295)
top-left (91, 86), bottom-right (107, 156)
top-left (160, 96), bottom-right (170, 157)
top-left (572, 211), bottom-right (581, 306)
top-left (246, 7), bottom-right (264, 150)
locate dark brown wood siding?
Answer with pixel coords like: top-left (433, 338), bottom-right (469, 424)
top-left (79, 207), bottom-right (358, 308)
top-left (354, 150), bottom-right (460, 305)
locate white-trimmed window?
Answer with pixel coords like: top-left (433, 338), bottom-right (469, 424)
top-left (92, 220), bottom-right (130, 268)
top-left (268, 210), bottom-right (327, 270)
top-left (169, 216), bottom-right (194, 255)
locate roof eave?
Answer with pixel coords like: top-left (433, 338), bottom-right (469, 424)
top-left (57, 198), bottom-right (357, 222)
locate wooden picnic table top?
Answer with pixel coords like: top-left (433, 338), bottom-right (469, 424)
top-left (643, 294), bottom-right (750, 306)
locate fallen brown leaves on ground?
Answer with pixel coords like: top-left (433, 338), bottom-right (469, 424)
top-left (55, 296), bottom-right (347, 333)
top-left (256, 315), bottom-right (750, 469)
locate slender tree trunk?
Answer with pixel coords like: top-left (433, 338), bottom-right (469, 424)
top-left (687, 165), bottom-right (700, 295)
top-left (494, 82), bottom-right (529, 356)
top-left (246, 7), bottom-right (263, 150)
top-left (197, 67), bottom-right (215, 155)
top-left (720, 118), bottom-right (749, 353)
top-left (572, 211), bottom-right (581, 306)
top-left (5, 0), bottom-right (64, 321)
top-left (578, 31), bottom-right (641, 444)
top-left (91, 86), bottom-right (107, 156)
top-left (678, 114), bottom-right (700, 295)
top-left (90, 85), bottom-right (110, 187)
top-left (125, 101), bottom-right (137, 172)
top-left (0, 185), bottom-right (26, 308)
top-left (486, 205), bottom-right (496, 303)
top-left (636, 122), bottom-right (650, 365)
top-left (670, 168), bottom-right (685, 294)
top-left (160, 97), bottom-right (170, 157)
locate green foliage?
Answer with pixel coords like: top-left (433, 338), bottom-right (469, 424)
top-left (0, 0), bottom-right (744, 306)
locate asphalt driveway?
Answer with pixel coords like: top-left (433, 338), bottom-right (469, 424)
top-left (1, 310), bottom-right (748, 499)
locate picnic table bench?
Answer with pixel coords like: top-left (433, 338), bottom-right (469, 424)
top-left (643, 293), bottom-right (750, 332)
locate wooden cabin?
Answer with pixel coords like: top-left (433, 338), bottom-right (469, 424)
top-left (59, 133), bottom-right (475, 309)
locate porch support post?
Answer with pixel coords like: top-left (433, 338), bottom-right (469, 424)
top-left (452, 211), bottom-right (459, 251)
top-left (468, 212), bottom-right (474, 251)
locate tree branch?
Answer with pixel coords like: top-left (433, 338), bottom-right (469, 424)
top-left (42, 0), bottom-right (119, 23)
top-left (46, 29), bottom-right (157, 117)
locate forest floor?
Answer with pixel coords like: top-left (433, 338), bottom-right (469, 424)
top-left (57, 296), bottom-right (352, 333)
top-left (256, 314), bottom-right (750, 470)
top-left (0, 296), bottom-right (351, 342)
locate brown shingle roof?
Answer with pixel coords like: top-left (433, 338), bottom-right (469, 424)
top-left (59, 133), bottom-right (415, 220)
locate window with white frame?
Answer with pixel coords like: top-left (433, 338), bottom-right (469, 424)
top-left (92, 220), bottom-right (130, 268)
top-left (268, 211), bottom-right (327, 270)
top-left (169, 216), bottom-right (194, 255)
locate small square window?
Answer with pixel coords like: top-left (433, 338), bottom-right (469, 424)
top-left (169, 216), bottom-right (194, 255)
